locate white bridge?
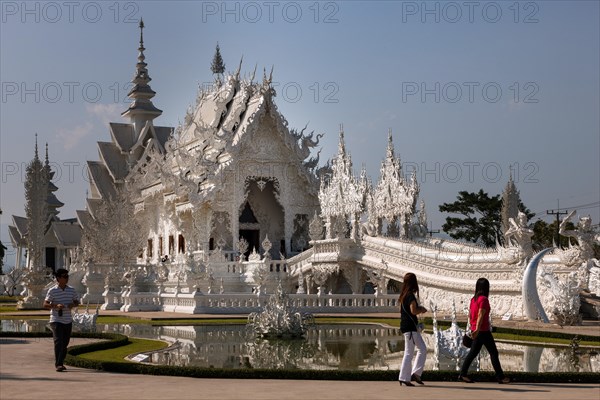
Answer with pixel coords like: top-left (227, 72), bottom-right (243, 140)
top-left (73, 233), bottom-right (595, 320)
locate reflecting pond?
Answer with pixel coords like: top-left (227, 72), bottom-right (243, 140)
top-left (2, 320), bottom-right (598, 373)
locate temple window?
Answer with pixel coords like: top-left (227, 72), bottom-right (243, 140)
top-left (168, 235), bottom-right (175, 255)
top-left (178, 234), bottom-right (185, 253)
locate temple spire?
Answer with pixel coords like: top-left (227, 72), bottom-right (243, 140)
top-left (121, 18), bottom-right (162, 134)
top-left (139, 17), bottom-right (144, 47)
top-left (43, 143), bottom-right (63, 220)
top-left (501, 169), bottom-right (522, 237)
top-left (211, 43), bottom-right (226, 76)
top-left (34, 133), bottom-right (39, 161)
top-left (338, 124), bottom-right (345, 154)
top-left (386, 128), bottom-right (395, 159)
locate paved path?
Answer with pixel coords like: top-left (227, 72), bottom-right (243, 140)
top-left (1, 337), bottom-right (599, 400)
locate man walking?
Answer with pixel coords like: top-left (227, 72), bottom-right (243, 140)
top-left (43, 269), bottom-right (80, 371)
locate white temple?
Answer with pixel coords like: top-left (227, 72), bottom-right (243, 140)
top-left (9, 22), bottom-right (600, 321)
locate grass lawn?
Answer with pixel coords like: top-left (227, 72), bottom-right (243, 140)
top-left (77, 337), bottom-right (168, 363)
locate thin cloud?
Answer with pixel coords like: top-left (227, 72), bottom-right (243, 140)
top-left (57, 122), bottom-right (94, 151)
top-left (85, 103), bottom-right (122, 126)
top-left (55, 104), bottom-right (122, 150)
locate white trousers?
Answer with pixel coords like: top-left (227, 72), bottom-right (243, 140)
top-left (399, 331), bottom-right (427, 381)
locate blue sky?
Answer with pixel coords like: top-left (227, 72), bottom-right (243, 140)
top-left (1, 1), bottom-right (599, 267)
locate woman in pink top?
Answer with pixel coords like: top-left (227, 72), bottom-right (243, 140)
top-left (458, 278), bottom-right (510, 384)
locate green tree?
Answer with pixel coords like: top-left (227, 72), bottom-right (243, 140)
top-left (439, 190), bottom-right (502, 246)
top-left (532, 220), bottom-right (600, 258)
top-left (531, 219), bottom-right (574, 250)
top-left (439, 189), bottom-right (534, 247)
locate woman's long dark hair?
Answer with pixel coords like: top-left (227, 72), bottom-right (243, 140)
top-left (473, 277), bottom-right (490, 299)
top-left (399, 273), bottom-right (419, 304)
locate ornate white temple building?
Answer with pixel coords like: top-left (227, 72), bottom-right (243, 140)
top-left (10, 22), bottom-right (600, 321)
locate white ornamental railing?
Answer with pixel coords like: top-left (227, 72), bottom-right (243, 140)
top-left (119, 291), bottom-right (399, 314)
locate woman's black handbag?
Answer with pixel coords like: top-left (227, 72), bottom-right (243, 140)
top-left (462, 334), bottom-right (473, 348)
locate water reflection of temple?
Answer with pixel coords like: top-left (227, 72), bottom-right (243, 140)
top-left (0, 320), bottom-right (596, 373)
top-left (94, 323), bottom-right (599, 373)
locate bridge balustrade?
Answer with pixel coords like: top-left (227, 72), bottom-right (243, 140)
top-left (122, 292), bottom-right (399, 314)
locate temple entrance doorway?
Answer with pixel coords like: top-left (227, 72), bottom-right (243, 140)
top-left (45, 247), bottom-right (56, 272)
top-left (239, 178), bottom-right (285, 258)
top-left (239, 229), bottom-right (260, 258)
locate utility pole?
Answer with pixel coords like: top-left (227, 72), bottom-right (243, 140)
top-left (428, 222), bottom-right (440, 237)
top-left (546, 200), bottom-right (568, 246)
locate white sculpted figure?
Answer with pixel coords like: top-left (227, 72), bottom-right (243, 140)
top-left (559, 211), bottom-right (596, 261)
top-left (504, 211), bottom-right (533, 261)
top-left (560, 211), bottom-right (600, 294)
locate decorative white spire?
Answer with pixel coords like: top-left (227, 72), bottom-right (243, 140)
top-left (121, 18), bottom-right (162, 132)
top-left (386, 128), bottom-right (394, 159)
top-left (25, 135), bottom-right (49, 270)
top-left (319, 124), bottom-right (364, 225)
top-left (501, 168), bottom-right (522, 237)
top-left (372, 130), bottom-right (418, 237)
top-left (44, 142), bottom-right (63, 219)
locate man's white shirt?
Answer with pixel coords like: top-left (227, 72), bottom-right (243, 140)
top-left (45, 285), bottom-right (80, 324)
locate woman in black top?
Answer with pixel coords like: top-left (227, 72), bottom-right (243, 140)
top-left (398, 273), bottom-right (427, 386)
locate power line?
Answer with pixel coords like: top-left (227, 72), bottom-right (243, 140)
top-left (532, 200), bottom-right (599, 216)
top-left (557, 201), bottom-right (600, 210)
